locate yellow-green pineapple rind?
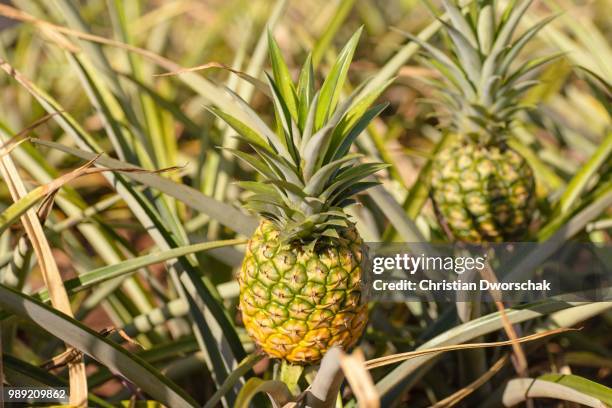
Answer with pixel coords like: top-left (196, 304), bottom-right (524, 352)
top-left (430, 142), bottom-right (536, 242)
top-left (239, 221), bottom-right (367, 364)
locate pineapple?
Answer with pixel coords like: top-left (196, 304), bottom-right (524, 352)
top-left (409, 0), bottom-right (556, 242)
top-left (210, 29), bottom-right (389, 363)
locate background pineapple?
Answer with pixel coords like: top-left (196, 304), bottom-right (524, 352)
top-left (413, 0), bottom-right (556, 242)
top-left (212, 29), bottom-right (389, 363)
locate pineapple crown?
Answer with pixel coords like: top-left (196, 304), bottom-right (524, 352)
top-left (406, 0), bottom-right (558, 143)
top-left (210, 28), bottom-right (390, 243)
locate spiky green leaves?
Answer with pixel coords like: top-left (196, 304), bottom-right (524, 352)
top-left (314, 28), bottom-right (363, 130)
top-left (402, 0), bottom-right (556, 142)
top-left (211, 28), bottom-right (389, 243)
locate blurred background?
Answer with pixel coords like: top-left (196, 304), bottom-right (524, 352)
top-left (0, 0), bottom-right (610, 406)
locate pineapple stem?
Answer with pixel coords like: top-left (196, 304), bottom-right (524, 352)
top-left (279, 360), bottom-right (304, 396)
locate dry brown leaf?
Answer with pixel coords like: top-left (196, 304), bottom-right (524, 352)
top-left (294, 328), bottom-right (572, 407)
top-left (0, 142), bottom-right (89, 407)
top-left (0, 4), bottom-right (179, 71)
top-left (365, 327), bottom-right (577, 369)
top-left (33, 156), bottom-right (180, 208)
top-left (40, 347), bottom-right (84, 371)
top-left (0, 137), bottom-right (28, 159)
top-left (100, 327), bottom-right (143, 349)
top-left (430, 354), bottom-right (510, 407)
top-left (339, 349), bottom-right (380, 408)
top-left (0, 150), bottom-right (177, 406)
top-left (0, 3), bottom-right (272, 104)
top-left (0, 113), bottom-right (59, 159)
top-left (153, 62), bottom-right (270, 95)
top-left (480, 259), bottom-right (529, 377)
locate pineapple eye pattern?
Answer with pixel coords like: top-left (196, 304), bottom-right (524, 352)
top-left (239, 221), bottom-right (367, 363)
top-left (431, 143), bottom-right (536, 242)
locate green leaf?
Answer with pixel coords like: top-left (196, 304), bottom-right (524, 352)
top-left (502, 377), bottom-right (609, 407)
top-left (68, 54), bottom-right (143, 165)
top-left (311, 0), bottom-right (358, 66)
top-left (498, 14), bottom-right (558, 77)
top-left (502, 53), bottom-right (563, 91)
top-left (342, 77), bottom-right (393, 131)
top-left (234, 378), bottom-right (293, 408)
top-left (441, 0), bottom-right (478, 49)
top-left (120, 74), bottom-right (201, 135)
top-left (308, 80), bottom-right (371, 172)
top-left (557, 131), bottom-right (612, 215)
top-left (405, 132), bottom-right (452, 219)
top-left (297, 53), bottom-right (315, 131)
top-left (2, 354), bottom-right (113, 408)
top-left (213, 85), bottom-right (285, 152)
top-left (235, 181), bottom-right (277, 195)
top-left (207, 106), bottom-right (270, 150)
top-left (265, 179), bottom-right (308, 197)
top-left (477, 4), bottom-right (495, 54)
top-left (0, 24), bottom-right (247, 404)
top-left (0, 283), bottom-right (199, 407)
top-left (301, 123), bottom-right (336, 181)
top-left (30, 139), bottom-right (258, 236)
top-left (400, 31), bottom-right (475, 99)
top-left (17, 141), bottom-right (247, 404)
top-left (0, 184), bottom-right (48, 235)
top-left (227, 148), bottom-right (278, 180)
top-left (377, 300), bottom-right (591, 405)
top-left (204, 353), bottom-right (266, 408)
top-left (247, 141), bottom-right (303, 187)
top-left (443, 21), bottom-right (481, 85)
top-left (243, 201), bottom-right (285, 220)
top-left (331, 180), bottom-right (384, 205)
top-left (304, 154), bottom-right (361, 196)
top-left (321, 228), bottom-right (341, 239)
top-left (31, 239), bottom-right (246, 304)
top-left (267, 31), bottom-right (299, 121)
top-left (330, 103), bottom-right (389, 162)
top-left (495, 0), bottom-right (534, 51)
top-left (509, 184), bottom-right (612, 279)
top-left (247, 193), bottom-right (288, 208)
top-left (539, 374), bottom-right (612, 406)
top-left (368, 185), bottom-right (426, 243)
top-left (358, 1), bottom-right (477, 100)
top-left (315, 27), bottom-right (363, 130)
top-left (323, 163), bottom-right (388, 201)
top-left (264, 72), bottom-right (299, 163)
top-left (299, 92), bottom-right (320, 153)
top-left (480, 0), bottom-right (534, 89)
top-left (279, 361), bottom-right (304, 397)
top-left (539, 0), bottom-right (612, 85)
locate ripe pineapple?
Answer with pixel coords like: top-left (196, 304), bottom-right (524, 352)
top-left (210, 29), bottom-right (389, 363)
top-left (410, 0), bottom-right (556, 242)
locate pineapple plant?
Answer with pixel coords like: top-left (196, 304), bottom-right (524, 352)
top-left (412, 0), bottom-right (557, 242)
top-left (210, 29), bottom-right (390, 363)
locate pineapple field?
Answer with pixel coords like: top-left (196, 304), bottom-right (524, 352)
top-left (0, 0), bottom-right (610, 407)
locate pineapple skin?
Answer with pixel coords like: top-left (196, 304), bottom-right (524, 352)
top-left (431, 141), bottom-right (536, 242)
top-left (239, 221), bottom-right (367, 364)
